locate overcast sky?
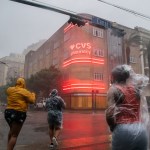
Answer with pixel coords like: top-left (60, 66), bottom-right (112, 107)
top-left (0, 0), bottom-right (150, 58)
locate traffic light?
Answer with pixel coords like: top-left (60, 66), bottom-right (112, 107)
top-left (68, 16), bottom-right (85, 27)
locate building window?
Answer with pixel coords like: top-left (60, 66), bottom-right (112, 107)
top-left (93, 27), bottom-right (104, 38)
top-left (39, 53), bottom-right (43, 60)
top-left (54, 41), bottom-right (60, 49)
top-left (53, 58), bottom-right (58, 65)
top-left (64, 32), bottom-right (70, 42)
top-left (94, 73), bottom-right (103, 81)
top-left (46, 49), bottom-right (51, 54)
top-left (93, 49), bottom-right (104, 57)
top-left (39, 60), bottom-right (43, 68)
top-left (63, 73), bottom-right (69, 80)
top-left (130, 56), bottom-right (137, 63)
top-left (64, 51), bottom-right (69, 60)
top-left (145, 57), bottom-right (148, 64)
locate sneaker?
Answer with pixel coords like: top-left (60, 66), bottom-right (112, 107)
top-left (52, 137), bottom-right (58, 147)
top-left (49, 143), bottom-right (54, 149)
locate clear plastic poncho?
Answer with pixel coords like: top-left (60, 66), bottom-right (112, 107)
top-left (106, 65), bottom-right (149, 150)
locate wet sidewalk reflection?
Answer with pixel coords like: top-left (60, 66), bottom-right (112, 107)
top-left (0, 110), bottom-right (111, 150)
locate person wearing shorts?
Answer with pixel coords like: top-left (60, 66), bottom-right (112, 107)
top-left (46, 89), bottom-right (66, 149)
top-left (4, 77), bottom-right (36, 150)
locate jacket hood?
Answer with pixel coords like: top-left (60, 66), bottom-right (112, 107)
top-left (16, 78), bottom-right (26, 88)
top-left (49, 89), bottom-right (58, 97)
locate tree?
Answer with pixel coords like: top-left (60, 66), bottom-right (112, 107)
top-left (26, 65), bottom-right (62, 98)
top-left (0, 85), bottom-right (8, 103)
top-left (0, 77), bottom-right (17, 104)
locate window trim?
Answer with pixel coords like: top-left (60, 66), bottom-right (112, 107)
top-left (94, 72), bottom-right (104, 81)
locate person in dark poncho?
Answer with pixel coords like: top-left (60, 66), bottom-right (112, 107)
top-left (46, 89), bottom-right (66, 149)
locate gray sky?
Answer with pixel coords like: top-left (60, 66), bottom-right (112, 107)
top-left (0, 0), bottom-right (150, 58)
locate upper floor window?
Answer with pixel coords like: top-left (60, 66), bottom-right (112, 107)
top-left (93, 48), bottom-right (104, 57)
top-left (63, 73), bottom-right (69, 80)
top-left (46, 48), bottom-right (51, 54)
top-left (53, 48), bottom-right (58, 57)
top-left (63, 51), bottom-right (69, 60)
top-left (53, 58), bottom-right (58, 65)
top-left (93, 27), bottom-right (104, 38)
top-left (39, 53), bottom-right (43, 60)
top-left (145, 57), bottom-right (148, 64)
top-left (64, 32), bottom-right (70, 42)
top-left (130, 56), bottom-right (137, 63)
top-left (54, 41), bottom-right (60, 49)
top-left (94, 73), bottom-right (103, 81)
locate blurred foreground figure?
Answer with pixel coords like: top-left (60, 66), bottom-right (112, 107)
top-left (46, 89), bottom-right (66, 149)
top-left (4, 78), bottom-right (36, 150)
top-left (106, 65), bottom-right (149, 150)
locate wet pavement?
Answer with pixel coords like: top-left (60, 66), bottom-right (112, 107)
top-left (0, 107), bottom-right (111, 150)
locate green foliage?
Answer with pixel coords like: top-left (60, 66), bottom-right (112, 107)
top-left (26, 65), bottom-right (62, 98)
top-left (0, 66), bottom-right (62, 103)
top-left (0, 77), bottom-right (17, 103)
top-left (0, 85), bottom-right (8, 103)
top-left (7, 77), bottom-right (17, 86)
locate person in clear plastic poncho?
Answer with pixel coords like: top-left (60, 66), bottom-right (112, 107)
top-left (106, 65), bottom-right (149, 150)
top-left (46, 89), bottom-right (66, 149)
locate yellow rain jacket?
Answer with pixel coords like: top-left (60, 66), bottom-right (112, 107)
top-left (6, 78), bottom-right (36, 112)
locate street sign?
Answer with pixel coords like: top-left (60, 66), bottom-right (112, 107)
top-left (92, 16), bottom-right (111, 28)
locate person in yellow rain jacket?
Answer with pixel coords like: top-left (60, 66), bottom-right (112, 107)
top-left (4, 77), bottom-right (36, 150)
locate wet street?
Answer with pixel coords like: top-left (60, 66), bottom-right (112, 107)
top-left (0, 107), bottom-right (111, 150)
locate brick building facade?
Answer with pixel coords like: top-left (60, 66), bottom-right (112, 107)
top-left (24, 14), bottom-right (150, 109)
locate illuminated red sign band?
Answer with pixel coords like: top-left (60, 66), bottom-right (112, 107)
top-left (71, 50), bottom-right (91, 56)
top-left (64, 24), bottom-right (75, 33)
top-left (63, 57), bottom-right (104, 67)
top-left (63, 87), bottom-right (105, 90)
top-left (62, 83), bottom-right (105, 91)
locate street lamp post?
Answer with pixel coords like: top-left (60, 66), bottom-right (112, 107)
top-left (0, 61), bottom-right (9, 85)
top-left (139, 44), bottom-right (147, 75)
top-left (92, 90), bottom-right (99, 113)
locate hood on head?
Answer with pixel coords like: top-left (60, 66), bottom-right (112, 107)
top-left (16, 78), bottom-right (26, 88)
top-left (49, 89), bottom-right (58, 97)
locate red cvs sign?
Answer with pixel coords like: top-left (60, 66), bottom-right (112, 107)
top-left (70, 43), bottom-right (91, 56)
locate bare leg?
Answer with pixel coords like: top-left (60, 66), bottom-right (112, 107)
top-left (7, 122), bottom-right (23, 150)
top-left (52, 127), bottom-right (61, 147)
top-left (8, 130), bottom-right (11, 144)
top-left (54, 128), bottom-right (61, 139)
top-left (7, 124), bottom-right (13, 144)
top-left (49, 126), bottom-right (54, 143)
